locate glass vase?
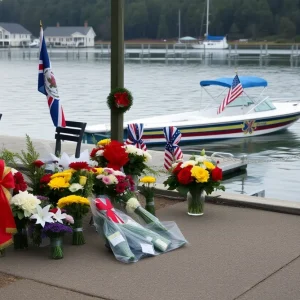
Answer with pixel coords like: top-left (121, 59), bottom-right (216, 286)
top-left (49, 236), bottom-right (64, 259)
top-left (13, 218), bottom-right (28, 250)
top-left (72, 218), bottom-right (85, 245)
top-left (132, 175), bottom-right (139, 192)
top-left (145, 196), bottom-right (156, 216)
top-left (187, 186), bottom-right (205, 216)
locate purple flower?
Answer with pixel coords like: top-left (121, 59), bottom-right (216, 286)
top-left (42, 222), bottom-right (73, 235)
top-left (36, 195), bottom-right (49, 202)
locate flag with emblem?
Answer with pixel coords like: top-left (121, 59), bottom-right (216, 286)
top-left (163, 126), bottom-right (183, 170)
top-left (217, 74), bottom-right (244, 114)
top-left (38, 24), bottom-right (66, 127)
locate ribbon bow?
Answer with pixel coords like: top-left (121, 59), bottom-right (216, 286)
top-left (0, 160), bottom-right (16, 250)
top-left (163, 126), bottom-right (183, 170)
top-left (114, 92), bottom-right (129, 108)
top-left (125, 123), bottom-right (147, 151)
top-left (95, 197), bottom-right (124, 224)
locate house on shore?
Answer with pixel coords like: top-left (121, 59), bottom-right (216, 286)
top-left (44, 22), bottom-right (96, 47)
top-left (0, 22), bottom-right (32, 47)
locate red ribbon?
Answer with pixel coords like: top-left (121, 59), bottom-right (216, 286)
top-left (0, 160), bottom-right (16, 250)
top-left (95, 197), bottom-right (124, 224)
top-left (114, 92), bottom-right (129, 108)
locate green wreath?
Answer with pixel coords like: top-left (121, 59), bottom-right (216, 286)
top-left (107, 87), bottom-right (133, 113)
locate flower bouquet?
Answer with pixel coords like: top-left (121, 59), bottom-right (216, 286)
top-left (93, 167), bottom-right (134, 201)
top-left (122, 145), bottom-right (152, 189)
top-left (57, 195), bottom-right (90, 245)
top-left (10, 191), bottom-right (41, 249)
top-left (163, 150), bottom-right (225, 216)
top-left (139, 176), bottom-right (156, 215)
top-left (30, 205), bottom-right (73, 259)
top-left (44, 161), bottom-right (94, 207)
top-left (90, 139), bottom-right (111, 167)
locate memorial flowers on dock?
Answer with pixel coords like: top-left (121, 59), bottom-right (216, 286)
top-left (30, 205), bottom-right (73, 259)
top-left (163, 150), bottom-right (225, 216)
top-left (44, 162), bottom-right (94, 206)
top-left (57, 195), bottom-right (90, 245)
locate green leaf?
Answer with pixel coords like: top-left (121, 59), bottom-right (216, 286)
top-left (177, 185), bottom-right (189, 196)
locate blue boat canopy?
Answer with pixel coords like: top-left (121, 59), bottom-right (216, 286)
top-left (206, 35), bottom-right (225, 41)
top-left (200, 76), bottom-right (268, 89)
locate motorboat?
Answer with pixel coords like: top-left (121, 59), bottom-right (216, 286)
top-left (83, 76), bottom-right (300, 146)
top-left (29, 39), bottom-right (40, 48)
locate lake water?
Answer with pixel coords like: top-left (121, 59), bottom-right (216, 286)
top-left (0, 49), bottom-right (300, 202)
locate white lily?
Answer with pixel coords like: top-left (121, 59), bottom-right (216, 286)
top-left (52, 208), bottom-right (67, 224)
top-left (30, 205), bottom-right (55, 228)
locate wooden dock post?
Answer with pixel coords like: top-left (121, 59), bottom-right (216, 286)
top-left (110, 0), bottom-right (124, 142)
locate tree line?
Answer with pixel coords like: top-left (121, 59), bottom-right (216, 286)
top-left (0, 0), bottom-right (299, 41)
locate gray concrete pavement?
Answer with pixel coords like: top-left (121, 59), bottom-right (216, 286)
top-left (1, 279), bottom-right (106, 300)
top-left (1, 202), bottom-right (300, 300)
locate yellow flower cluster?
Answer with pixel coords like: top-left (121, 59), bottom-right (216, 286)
top-left (203, 161), bottom-right (215, 171)
top-left (140, 176), bottom-right (156, 184)
top-left (191, 166), bottom-right (210, 183)
top-left (48, 177), bottom-right (70, 189)
top-left (51, 171), bottom-right (73, 182)
top-left (97, 139), bottom-right (111, 146)
top-left (57, 195), bottom-right (90, 208)
top-left (93, 168), bottom-right (104, 175)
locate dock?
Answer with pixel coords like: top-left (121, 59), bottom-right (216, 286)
top-left (1, 43), bottom-right (300, 63)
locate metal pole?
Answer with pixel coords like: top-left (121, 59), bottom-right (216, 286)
top-left (111, 0), bottom-right (124, 142)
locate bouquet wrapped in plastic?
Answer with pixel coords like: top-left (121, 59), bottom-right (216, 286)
top-left (90, 196), bottom-right (188, 264)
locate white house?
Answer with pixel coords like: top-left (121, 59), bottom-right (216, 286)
top-left (44, 22), bottom-right (96, 47)
top-left (0, 22), bottom-right (32, 47)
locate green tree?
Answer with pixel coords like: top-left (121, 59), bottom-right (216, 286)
top-left (279, 16), bottom-right (296, 38)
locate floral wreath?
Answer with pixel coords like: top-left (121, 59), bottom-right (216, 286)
top-left (107, 87), bottom-right (133, 113)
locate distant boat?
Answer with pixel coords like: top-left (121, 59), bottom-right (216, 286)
top-left (192, 0), bottom-right (228, 49)
top-left (29, 39), bottom-right (40, 48)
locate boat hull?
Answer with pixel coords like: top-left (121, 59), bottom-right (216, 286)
top-left (83, 112), bottom-right (300, 146)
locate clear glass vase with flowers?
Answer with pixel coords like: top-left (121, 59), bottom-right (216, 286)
top-left (163, 150), bottom-right (225, 216)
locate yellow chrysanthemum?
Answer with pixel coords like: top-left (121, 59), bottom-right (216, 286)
top-left (203, 161), bottom-right (215, 171)
top-left (57, 195), bottom-right (90, 208)
top-left (62, 169), bottom-right (76, 174)
top-left (191, 166), bottom-right (210, 183)
top-left (94, 168), bottom-right (104, 175)
top-left (51, 171), bottom-right (72, 181)
top-left (48, 177), bottom-right (70, 189)
top-left (140, 176), bottom-right (156, 184)
top-left (97, 139), bottom-right (111, 146)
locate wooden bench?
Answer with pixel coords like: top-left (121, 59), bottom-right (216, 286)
top-left (55, 121), bottom-right (87, 158)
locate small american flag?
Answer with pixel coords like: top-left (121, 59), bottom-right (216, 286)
top-left (38, 25), bottom-right (66, 127)
top-left (163, 126), bottom-right (183, 170)
top-left (217, 74), bottom-right (244, 114)
top-left (125, 123), bottom-right (147, 151)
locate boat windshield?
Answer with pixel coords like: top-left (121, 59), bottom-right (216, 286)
top-left (226, 97), bottom-right (254, 107)
top-left (254, 99), bottom-right (276, 112)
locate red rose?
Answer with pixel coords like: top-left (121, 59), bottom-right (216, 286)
top-left (177, 165), bottom-right (194, 185)
top-left (90, 148), bottom-right (99, 158)
top-left (211, 166), bottom-right (223, 181)
top-left (172, 162), bottom-right (183, 175)
top-left (33, 160), bottom-right (44, 168)
top-left (69, 162), bottom-right (90, 170)
top-left (40, 174), bottom-right (52, 184)
top-left (103, 141), bottom-right (129, 170)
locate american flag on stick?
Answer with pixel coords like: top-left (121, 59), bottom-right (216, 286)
top-left (217, 74), bottom-right (244, 114)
